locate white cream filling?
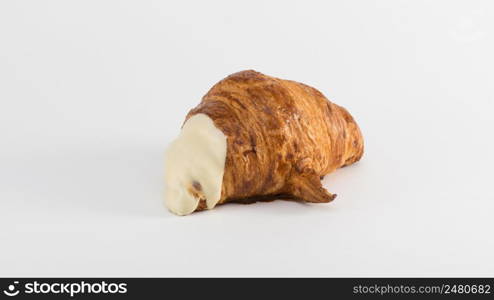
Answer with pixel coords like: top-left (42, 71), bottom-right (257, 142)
top-left (164, 114), bottom-right (227, 215)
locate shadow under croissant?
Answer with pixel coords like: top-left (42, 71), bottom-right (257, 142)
top-left (195, 193), bottom-right (338, 212)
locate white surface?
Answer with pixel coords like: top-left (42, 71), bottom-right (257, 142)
top-left (1, 0), bottom-right (493, 277)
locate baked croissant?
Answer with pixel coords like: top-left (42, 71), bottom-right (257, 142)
top-left (165, 70), bottom-right (364, 215)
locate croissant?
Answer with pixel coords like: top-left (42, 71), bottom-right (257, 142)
top-left (165, 70), bottom-right (364, 215)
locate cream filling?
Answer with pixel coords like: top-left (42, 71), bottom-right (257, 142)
top-left (164, 114), bottom-right (227, 216)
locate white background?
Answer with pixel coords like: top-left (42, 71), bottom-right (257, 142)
top-left (1, 0), bottom-right (493, 277)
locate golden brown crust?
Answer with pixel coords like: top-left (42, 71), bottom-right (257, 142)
top-left (186, 70), bottom-right (364, 209)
